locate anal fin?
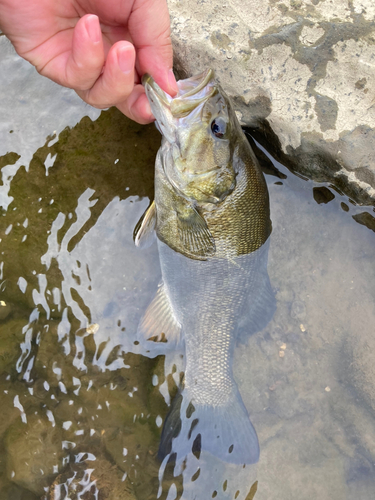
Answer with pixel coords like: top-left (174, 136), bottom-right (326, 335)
top-left (137, 283), bottom-right (182, 353)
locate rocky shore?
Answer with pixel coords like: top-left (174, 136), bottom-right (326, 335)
top-left (169, 0), bottom-right (375, 206)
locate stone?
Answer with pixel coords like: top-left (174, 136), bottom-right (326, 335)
top-left (0, 482), bottom-right (39, 500)
top-left (0, 386), bottom-right (21, 440)
top-left (169, 0), bottom-right (375, 206)
top-left (4, 413), bottom-right (65, 496)
top-left (0, 319), bottom-right (29, 377)
top-left (47, 456), bottom-right (137, 500)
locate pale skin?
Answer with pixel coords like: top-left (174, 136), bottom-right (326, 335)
top-left (0, 0), bottom-right (178, 124)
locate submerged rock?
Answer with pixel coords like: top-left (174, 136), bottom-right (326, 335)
top-left (0, 320), bottom-right (28, 377)
top-left (0, 387), bottom-right (21, 442)
top-left (169, 0), bottom-right (375, 206)
top-left (46, 457), bottom-right (137, 500)
top-left (4, 413), bottom-right (65, 496)
top-left (0, 482), bottom-right (39, 500)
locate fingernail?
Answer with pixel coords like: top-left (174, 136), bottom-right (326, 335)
top-left (168, 69), bottom-right (178, 94)
top-left (118, 46), bottom-right (134, 74)
top-left (86, 15), bottom-right (101, 44)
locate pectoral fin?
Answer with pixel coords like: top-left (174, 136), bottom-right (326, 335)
top-left (137, 283), bottom-right (182, 353)
top-left (176, 205), bottom-right (215, 258)
top-left (134, 201), bottom-right (156, 249)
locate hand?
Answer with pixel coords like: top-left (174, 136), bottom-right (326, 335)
top-left (0, 0), bottom-right (177, 123)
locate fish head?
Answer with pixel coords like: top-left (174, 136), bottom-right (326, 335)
top-left (143, 70), bottom-right (240, 205)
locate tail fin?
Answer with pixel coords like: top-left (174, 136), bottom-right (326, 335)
top-left (159, 387), bottom-right (259, 465)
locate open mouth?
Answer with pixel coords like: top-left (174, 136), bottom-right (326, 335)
top-left (142, 69), bottom-right (216, 118)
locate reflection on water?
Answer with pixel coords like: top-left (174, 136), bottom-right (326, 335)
top-left (1, 54), bottom-right (375, 500)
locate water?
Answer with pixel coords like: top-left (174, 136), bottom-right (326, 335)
top-left (0, 39), bottom-right (375, 499)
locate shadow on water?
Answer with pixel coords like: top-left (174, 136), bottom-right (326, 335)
top-left (0, 85), bottom-right (375, 500)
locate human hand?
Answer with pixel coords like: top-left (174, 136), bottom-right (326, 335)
top-left (0, 0), bottom-right (177, 124)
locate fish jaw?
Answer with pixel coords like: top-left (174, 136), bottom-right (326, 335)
top-left (142, 74), bottom-right (175, 143)
top-left (143, 70), bottom-right (238, 207)
top-left (142, 69), bottom-right (217, 145)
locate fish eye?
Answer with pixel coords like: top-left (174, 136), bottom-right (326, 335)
top-left (211, 117), bottom-right (227, 138)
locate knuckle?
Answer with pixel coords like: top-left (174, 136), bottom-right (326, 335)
top-left (78, 91), bottom-right (114, 109)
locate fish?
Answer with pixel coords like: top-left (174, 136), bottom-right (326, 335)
top-left (134, 69), bottom-right (275, 465)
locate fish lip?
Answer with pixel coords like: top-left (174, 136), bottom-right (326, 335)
top-left (142, 74), bottom-right (170, 107)
top-left (170, 87), bottom-right (217, 118)
top-left (177, 69), bottom-right (215, 98)
top-left (172, 69), bottom-right (216, 117)
top-left (142, 69), bottom-right (214, 98)
top-left (142, 69), bottom-right (216, 119)
top-left (143, 75), bottom-right (175, 143)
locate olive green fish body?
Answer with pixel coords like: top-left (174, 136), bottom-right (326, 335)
top-left (155, 135), bottom-right (271, 259)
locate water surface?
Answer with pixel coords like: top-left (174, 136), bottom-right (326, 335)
top-left (0, 40), bottom-right (375, 500)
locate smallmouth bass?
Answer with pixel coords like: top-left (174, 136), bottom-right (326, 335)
top-left (135, 69), bottom-right (275, 464)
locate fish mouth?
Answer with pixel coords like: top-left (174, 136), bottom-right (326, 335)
top-left (142, 73), bottom-right (170, 108)
top-left (142, 69), bottom-right (216, 122)
top-left (143, 70), bottom-right (220, 199)
top-left (170, 69), bottom-right (216, 117)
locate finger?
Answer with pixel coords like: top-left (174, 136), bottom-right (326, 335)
top-left (76, 41), bottom-right (136, 109)
top-left (129, 0), bottom-right (178, 96)
top-left (116, 85), bottom-right (155, 125)
top-left (55, 14), bottom-right (105, 90)
top-left (137, 45), bottom-right (178, 97)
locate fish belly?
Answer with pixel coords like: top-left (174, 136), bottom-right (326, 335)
top-left (158, 237), bottom-right (274, 399)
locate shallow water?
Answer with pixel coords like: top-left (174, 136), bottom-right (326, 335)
top-left (1, 40), bottom-right (375, 500)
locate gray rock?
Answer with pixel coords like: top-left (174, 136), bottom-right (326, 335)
top-left (169, 0), bottom-right (375, 205)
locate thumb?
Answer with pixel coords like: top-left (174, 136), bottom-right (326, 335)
top-left (136, 45), bottom-right (177, 97)
top-left (129, 0), bottom-right (178, 96)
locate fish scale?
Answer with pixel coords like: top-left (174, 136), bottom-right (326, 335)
top-left (158, 239), bottom-right (265, 407)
